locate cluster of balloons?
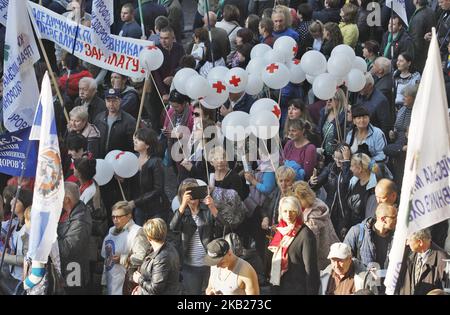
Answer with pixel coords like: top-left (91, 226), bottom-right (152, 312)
top-left (94, 151), bottom-right (139, 186)
top-left (221, 98), bottom-right (280, 142)
top-left (301, 44), bottom-right (367, 100)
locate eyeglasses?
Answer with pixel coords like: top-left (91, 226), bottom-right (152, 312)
top-left (112, 214), bottom-right (127, 220)
top-left (193, 112), bottom-right (201, 117)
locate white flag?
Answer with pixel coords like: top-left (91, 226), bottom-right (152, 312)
top-left (27, 71), bottom-right (65, 263)
top-left (384, 28), bottom-right (450, 295)
top-left (2, 0), bottom-right (40, 132)
top-left (0, 0), bottom-right (7, 26)
top-left (91, 0), bottom-right (114, 57)
top-left (386, 0), bottom-right (409, 27)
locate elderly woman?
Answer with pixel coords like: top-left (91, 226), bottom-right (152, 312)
top-left (268, 196), bottom-right (319, 295)
top-left (293, 181), bottom-right (340, 270)
top-left (394, 52), bottom-right (421, 110)
top-left (345, 153), bottom-right (377, 230)
top-left (132, 218), bottom-right (183, 295)
top-left (67, 106), bottom-right (101, 158)
top-left (317, 88), bottom-right (347, 164)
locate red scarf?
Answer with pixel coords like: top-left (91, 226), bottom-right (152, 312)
top-left (79, 179), bottom-right (94, 195)
top-left (269, 217), bottom-right (303, 277)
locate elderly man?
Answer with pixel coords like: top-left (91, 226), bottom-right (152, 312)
top-left (272, 6), bottom-right (299, 40)
top-left (58, 182), bottom-right (92, 295)
top-left (356, 72), bottom-right (393, 137)
top-left (397, 228), bottom-right (450, 295)
top-left (372, 57), bottom-right (393, 105)
top-left (101, 201), bottom-right (151, 295)
top-left (74, 77), bottom-right (106, 123)
top-left (320, 242), bottom-right (367, 295)
top-left (110, 72), bottom-right (140, 119)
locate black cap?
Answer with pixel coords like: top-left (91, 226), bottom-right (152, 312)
top-left (351, 106), bottom-right (370, 118)
top-left (204, 238), bottom-right (230, 266)
top-left (105, 88), bottom-right (121, 99)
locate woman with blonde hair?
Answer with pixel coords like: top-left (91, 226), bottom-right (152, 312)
top-left (268, 196), bottom-right (319, 294)
top-left (293, 181), bottom-right (339, 270)
top-left (66, 105), bottom-right (101, 157)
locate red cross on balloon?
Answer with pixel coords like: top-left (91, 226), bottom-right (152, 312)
top-left (229, 75), bottom-right (241, 87)
top-left (212, 81), bottom-right (226, 93)
top-left (266, 63), bottom-right (279, 74)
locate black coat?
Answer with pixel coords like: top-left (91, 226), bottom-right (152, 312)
top-left (408, 6), bottom-right (436, 72)
top-left (138, 242), bottom-right (183, 295)
top-left (93, 110), bottom-right (136, 158)
top-left (129, 156), bottom-right (170, 219)
top-left (397, 243), bottom-right (450, 295)
top-left (374, 74), bottom-right (394, 106)
top-left (74, 95), bottom-right (106, 124)
top-left (57, 201), bottom-right (92, 288)
top-left (380, 29), bottom-right (415, 70)
top-left (275, 224), bottom-right (320, 295)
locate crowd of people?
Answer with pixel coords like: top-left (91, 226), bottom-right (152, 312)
top-left (0, 0), bottom-right (450, 295)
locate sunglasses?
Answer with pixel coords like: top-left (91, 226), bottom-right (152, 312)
top-left (112, 214), bottom-right (127, 220)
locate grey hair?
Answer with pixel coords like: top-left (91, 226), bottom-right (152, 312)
top-left (364, 72), bottom-right (374, 86)
top-left (402, 84), bottom-right (418, 98)
top-left (69, 106), bottom-right (89, 122)
top-left (409, 228), bottom-right (432, 242)
top-left (278, 196), bottom-right (303, 221)
top-left (64, 182), bottom-right (80, 204)
top-left (79, 77), bottom-right (97, 91)
top-left (374, 57), bottom-right (391, 75)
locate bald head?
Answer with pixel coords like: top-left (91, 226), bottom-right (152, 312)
top-left (375, 203), bottom-right (398, 232)
top-left (375, 179), bottom-right (397, 205)
top-left (203, 11), bottom-right (217, 27)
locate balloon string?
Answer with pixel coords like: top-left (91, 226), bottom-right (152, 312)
top-left (197, 103), bottom-right (211, 196)
top-left (116, 177), bottom-right (127, 201)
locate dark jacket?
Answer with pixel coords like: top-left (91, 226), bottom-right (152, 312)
top-left (312, 8), bottom-right (340, 24)
top-left (380, 29), bottom-right (415, 69)
top-left (344, 217), bottom-right (394, 269)
top-left (356, 88), bottom-right (393, 136)
top-left (93, 110), bottom-right (136, 158)
top-left (275, 224), bottom-right (320, 295)
top-left (138, 241), bottom-right (183, 295)
top-left (374, 73), bottom-right (394, 106)
top-left (120, 86), bottom-right (140, 119)
top-left (57, 201), bottom-right (92, 288)
top-left (224, 93), bottom-right (256, 115)
top-left (74, 96), bottom-right (106, 124)
top-left (436, 9), bottom-right (450, 57)
top-left (408, 6), bottom-right (436, 72)
top-left (169, 206), bottom-right (214, 262)
top-left (134, 2), bottom-right (167, 37)
top-left (211, 27), bottom-right (231, 60)
top-left (129, 156), bottom-right (170, 219)
top-left (397, 243), bottom-right (450, 295)
top-left (317, 107), bottom-right (346, 152)
top-left (153, 42), bottom-right (185, 96)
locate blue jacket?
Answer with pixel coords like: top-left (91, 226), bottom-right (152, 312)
top-left (346, 123), bottom-right (387, 163)
top-left (344, 217), bottom-right (394, 269)
top-left (356, 88), bottom-right (393, 136)
top-left (273, 28), bottom-right (299, 41)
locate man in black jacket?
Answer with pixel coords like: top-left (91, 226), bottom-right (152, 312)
top-left (58, 182), bottom-right (92, 295)
top-left (74, 77), bottom-right (106, 123)
top-left (110, 72), bottom-right (140, 119)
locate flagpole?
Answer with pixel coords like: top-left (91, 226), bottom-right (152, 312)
top-left (0, 134), bottom-right (35, 272)
top-left (116, 178), bottom-right (127, 201)
top-left (135, 76), bottom-right (150, 133)
top-left (137, 0), bottom-right (146, 38)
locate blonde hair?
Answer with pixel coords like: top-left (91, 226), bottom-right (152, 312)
top-left (272, 5), bottom-right (292, 27)
top-left (276, 166), bottom-right (296, 182)
top-left (112, 200), bottom-right (133, 215)
top-left (24, 206), bottom-right (31, 223)
top-left (329, 88), bottom-right (347, 114)
top-left (69, 106), bottom-right (89, 122)
top-left (309, 20), bottom-right (323, 34)
top-left (293, 181), bottom-right (316, 207)
top-left (278, 196), bottom-right (303, 221)
top-left (143, 218), bottom-right (167, 242)
top-left (351, 153), bottom-right (372, 174)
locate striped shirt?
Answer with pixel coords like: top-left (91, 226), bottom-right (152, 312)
top-left (185, 214), bottom-right (206, 267)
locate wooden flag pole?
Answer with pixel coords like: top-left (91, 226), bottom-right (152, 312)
top-left (135, 76), bottom-right (150, 133)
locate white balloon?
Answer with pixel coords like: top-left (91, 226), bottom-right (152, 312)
top-left (207, 66), bottom-right (229, 81)
top-left (245, 74), bottom-right (264, 95)
top-left (261, 62), bottom-right (290, 89)
top-left (346, 68), bottom-right (366, 92)
top-left (332, 75), bottom-right (345, 86)
top-left (250, 110), bottom-right (280, 139)
top-left (264, 49), bottom-right (288, 64)
top-left (221, 111), bottom-right (250, 141)
top-left (331, 44), bottom-right (356, 61)
top-left (112, 151), bottom-right (139, 178)
top-left (225, 68), bottom-right (248, 93)
top-left (246, 57), bottom-right (266, 76)
top-left (273, 36), bottom-right (298, 60)
top-left (105, 150), bottom-right (122, 165)
top-left (94, 159), bottom-right (114, 186)
top-left (250, 43), bottom-right (272, 59)
top-left (313, 73), bottom-right (337, 100)
top-left (327, 53), bottom-right (352, 77)
top-left (288, 59), bottom-right (306, 84)
top-left (185, 75), bottom-right (209, 100)
top-left (173, 68), bottom-right (198, 95)
top-left (300, 50), bottom-right (327, 76)
top-left (306, 74), bottom-right (316, 84)
top-left (139, 45), bottom-right (164, 72)
top-left (250, 98), bottom-right (281, 119)
top-left (201, 79), bottom-right (229, 108)
top-left (353, 56), bottom-right (368, 73)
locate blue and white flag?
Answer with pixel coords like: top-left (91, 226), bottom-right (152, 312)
top-left (3, 0), bottom-right (40, 132)
top-left (384, 28), bottom-right (450, 295)
top-left (0, 0), bottom-right (7, 26)
top-left (386, 0), bottom-right (409, 27)
top-left (27, 71), bottom-right (65, 264)
top-left (91, 0), bottom-right (114, 56)
top-left (0, 127), bottom-right (38, 177)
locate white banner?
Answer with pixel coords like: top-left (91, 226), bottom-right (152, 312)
top-left (27, 2), bottom-right (149, 79)
top-left (3, 0), bottom-right (40, 131)
top-left (384, 28), bottom-right (450, 295)
top-left (386, 0), bottom-right (409, 27)
top-left (91, 0), bottom-right (114, 57)
top-left (0, 0), bottom-right (7, 26)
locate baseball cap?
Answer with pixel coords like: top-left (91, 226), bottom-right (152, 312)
top-left (204, 238), bottom-right (230, 266)
top-left (105, 88), bottom-right (121, 99)
top-left (327, 242), bottom-right (352, 260)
